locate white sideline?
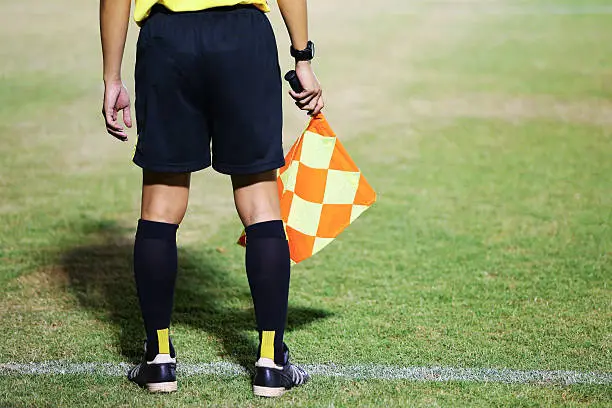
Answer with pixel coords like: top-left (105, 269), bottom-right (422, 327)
top-left (0, 361), bottom-right (610, 385)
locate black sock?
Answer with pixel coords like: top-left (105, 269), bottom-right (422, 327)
top-left (133, 219), bottom-right (178, 360)
top-left (245, 220), bottom-right (291, 365)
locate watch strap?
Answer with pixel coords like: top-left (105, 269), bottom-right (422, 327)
top-left (290, 41), bottom-right (315, 61)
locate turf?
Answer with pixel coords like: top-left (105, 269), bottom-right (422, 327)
top-left (0, 0), bottom-right (610, 406)
top-left (1, 376), bottom-right (610, 408)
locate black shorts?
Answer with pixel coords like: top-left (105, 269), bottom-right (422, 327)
top-left (133, 5), bottom-right (284, 175)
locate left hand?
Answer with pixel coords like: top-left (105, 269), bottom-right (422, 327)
top-left (102, 79), bottom-right (132, 141)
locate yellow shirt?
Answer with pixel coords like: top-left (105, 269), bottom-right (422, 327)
top-left (134, 0), bottom-right (270, 24)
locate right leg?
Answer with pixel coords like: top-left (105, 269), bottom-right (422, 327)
top-left (192, 4), bottom-right (305, 397)
top-left (128, 170), bottom-right (190, 393)
top-left (233, 171), bottom-right (309, 397)
top-left (232, 171), bottom-right (287, 365)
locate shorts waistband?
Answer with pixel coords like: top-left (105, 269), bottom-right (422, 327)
top-left (150, 3), bottom-right (258, 16)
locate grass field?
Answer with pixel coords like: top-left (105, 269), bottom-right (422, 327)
top-left (1, 0), bottom-right (611, 406)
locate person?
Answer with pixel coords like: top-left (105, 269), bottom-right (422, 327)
top-left (99, 0), bottom-right (323, 397)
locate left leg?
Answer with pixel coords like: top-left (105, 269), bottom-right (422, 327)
top-left (128, 170), bottom-right (191, 393)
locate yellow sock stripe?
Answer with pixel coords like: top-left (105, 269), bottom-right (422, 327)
top-left (260, 331), bottom-right (275, 360)
top-left (157, 329), bottom-right (170, 355)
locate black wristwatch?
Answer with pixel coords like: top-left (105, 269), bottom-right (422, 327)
top-left (290, 41), bottom-right (315, 62)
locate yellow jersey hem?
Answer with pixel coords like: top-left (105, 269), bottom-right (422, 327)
top-left (134, 1), bottom-right (270, 25)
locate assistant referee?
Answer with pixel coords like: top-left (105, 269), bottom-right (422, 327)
top-left (99, 0), bottom-right (323, 397)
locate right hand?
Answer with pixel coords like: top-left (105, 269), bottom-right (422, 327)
top-left (289, 61), bottom-right (324, 116)
top-left (102, 79), bottom-right (132, 141)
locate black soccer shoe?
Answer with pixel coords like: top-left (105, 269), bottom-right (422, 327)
top-left (128, 344), bottom-right (177, 393)
top-left (253, 344), bottom-right (309, 397)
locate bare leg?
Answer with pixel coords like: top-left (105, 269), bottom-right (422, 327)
top-left (141, 171), bottom-right (191, 224)
top-left (232, 170), bottom-right (281, 227)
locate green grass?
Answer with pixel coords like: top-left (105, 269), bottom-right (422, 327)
top-left (406, 14), bottom-right (612, 99)
top-left (2, 376), bottom-right (610, 407)
top-left (1, 0), bottom-right (611, 406)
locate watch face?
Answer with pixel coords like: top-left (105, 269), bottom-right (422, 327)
top-left (292, 41), bottom-right (315, 61)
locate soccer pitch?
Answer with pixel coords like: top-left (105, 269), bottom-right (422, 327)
top-left (1, 0), bottom-right (611, 406)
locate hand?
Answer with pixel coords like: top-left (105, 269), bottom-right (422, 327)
top-left (102, 79), bottom-right (132, 141)
top-left (289, 61), bottom-right (324, 116)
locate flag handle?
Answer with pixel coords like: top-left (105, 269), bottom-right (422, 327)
top-left (284, 70), bottom-right (304, 93)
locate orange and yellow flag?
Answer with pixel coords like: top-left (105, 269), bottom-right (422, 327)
top-left (238, 114), bottom-right (376, 263)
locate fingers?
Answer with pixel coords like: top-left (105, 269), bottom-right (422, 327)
top-left (103, 105), bottom-right (121, 130)
top-left (297, 92), bottom-right (323, 114)
top-left (123, 104), bottom-right (133, 128)
top-left (310, 96), bottom-right (325, 116)
top-left (289, 88), bottom-right (323, 114)
top-left (102, 106), bottom-right (128, 141)
top-left (107, 127), bottom-right (128, 141)
top-left (289, 89), bottom-right (312, 100)
top-left (102, 82), bottom-right (132, 141)
top-left (303, 91), bottom-right (322, 112)
top-left (294, 92), bottom-right (316, 108)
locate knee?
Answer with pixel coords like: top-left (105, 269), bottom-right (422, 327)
top-left (232, 171), bottom-right (281, 227)
top-left (141, 193), bottom-right (188, 225)
top-left (236, 190), bottom-right (281, 227)
top-left (141, 171), bottom-right (190, 225)
top-left (141, 205), bottom-right (186, 225)
top-left (240, 208), bottom-right (280, 227)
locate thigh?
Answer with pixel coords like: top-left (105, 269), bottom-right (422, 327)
top-left (205, 8), bottom-right (284, 175)
top-left (134, 10), bottom-right (212, 173)
top-left (232, 170), bottom-right (281, 227)
top-left (141, 170), bottom-right (191, 225)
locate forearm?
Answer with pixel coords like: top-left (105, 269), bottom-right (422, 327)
top-left (276, 0), bottom-right (308, 51)
top-left (100, 0), bottom-right (131, 82)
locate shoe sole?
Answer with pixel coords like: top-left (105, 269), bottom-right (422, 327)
top-left (146, 381), bottom-right (178, 393)
top-left (253, 385), bottom-right (287, 398)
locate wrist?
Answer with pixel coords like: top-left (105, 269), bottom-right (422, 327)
top-left (295, 60), bottom-right (311, 68)
top-left (291, 40), bottom-right (308, 51)
top-left (103, 74), bottom-right (122, 84)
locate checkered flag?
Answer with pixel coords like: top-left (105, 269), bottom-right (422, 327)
top-left (238, 114), bottom-right (377, 264)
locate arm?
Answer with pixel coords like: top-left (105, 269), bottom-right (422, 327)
top-left (100, 0), bottom-right (132, 141)
top-left (277, 0), bottom-right (324, 115)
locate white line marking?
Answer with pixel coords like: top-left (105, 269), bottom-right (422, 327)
top-left (0, 362), bottom-right (610, 385)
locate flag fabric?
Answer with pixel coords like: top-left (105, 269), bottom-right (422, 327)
top-left (238, 113), bottom-right (376, 264)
